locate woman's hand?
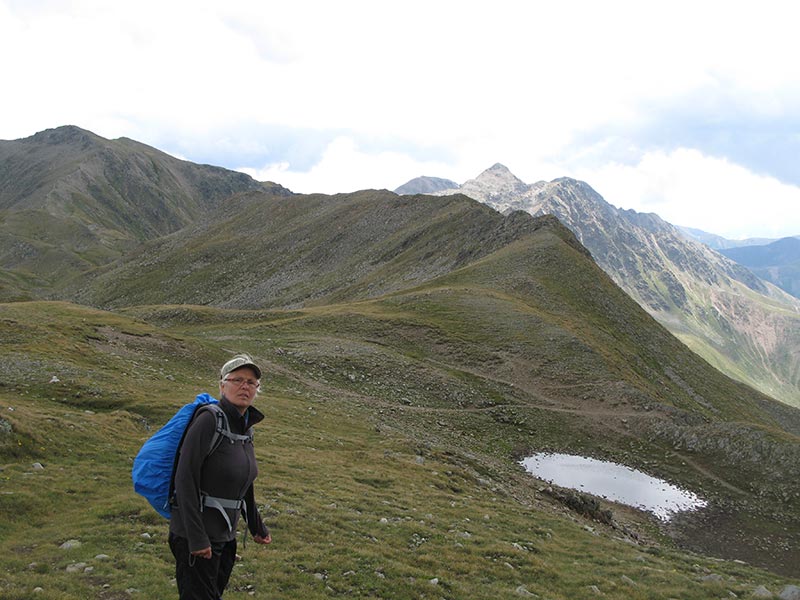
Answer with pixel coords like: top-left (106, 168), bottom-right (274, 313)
top-left (254, 533), bottom-right (272, 545)
top-left (191, 546), bottom-right (212, 559)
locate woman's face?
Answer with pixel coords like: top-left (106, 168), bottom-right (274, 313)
top-left (219, 366), bottom-right (260, 414)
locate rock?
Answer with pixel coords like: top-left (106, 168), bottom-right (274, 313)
top-left (32, 462), bottom-right (44, 470)
top-left (752, 585), bottom-right (773, 598)
top-left (66, 562), bottom-right (88, 573)
top-left (59, 540), bottom-right (81, 550)
top-left (33, 588), bottom-right (43, 593)
top-left (515, 585), bottom-right (537, 597)
top-left (429, 578), bottom-right (439, 585)
top-left (95, 554), bottom-right (110, 560)
top-left (701, 574), bottom-right (725, 582)
top-left (779, 585), bottom-right (800, 600)
top-left (50, 376), bottom-right (60, 383)
top-left (621, 575), bottom-right (637, 586)
top-left (589, 585), bottom-right (602, 595)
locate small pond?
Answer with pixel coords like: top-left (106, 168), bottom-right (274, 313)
top-left (520, 453), bottom-right (707, 521)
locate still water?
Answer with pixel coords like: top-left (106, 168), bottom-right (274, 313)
top-left (520, 453), bottom-right (707, 521)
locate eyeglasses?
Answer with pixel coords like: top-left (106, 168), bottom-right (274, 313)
top-left (223, 377), bottom-right (260, 389)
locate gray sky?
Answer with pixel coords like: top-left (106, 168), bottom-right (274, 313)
top-left (2, 0), bottom-right (799, 239)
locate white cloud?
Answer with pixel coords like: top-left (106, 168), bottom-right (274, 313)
top-left (239, 136), bottom-right (459, 194)
top-left (2, 0), bottom-right (800, 239)
top-left (575, 149), bottom-right (800, 239)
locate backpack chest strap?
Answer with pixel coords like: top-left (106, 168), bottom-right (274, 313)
top-left (216, 425), bottom-right (253, 444)
top-left (200, 493), bottom-right (247, 532)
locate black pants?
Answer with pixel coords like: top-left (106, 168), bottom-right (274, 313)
top-left (169, 533), bottom-right (237, 600)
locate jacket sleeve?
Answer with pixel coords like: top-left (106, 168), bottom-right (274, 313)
top-left (173, 409), bottom-right (217, 553)
top-left (244, 483), bottom-right (269, 538)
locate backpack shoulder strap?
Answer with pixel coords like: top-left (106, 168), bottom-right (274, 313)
top-left (200, 404), bottom-right (253, 455)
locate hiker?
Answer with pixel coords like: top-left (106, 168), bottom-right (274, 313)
top-left (168, 354), bottom-right (272, 600)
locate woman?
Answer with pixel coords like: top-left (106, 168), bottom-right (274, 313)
top-left (168, 354), bottom-right (272, 599)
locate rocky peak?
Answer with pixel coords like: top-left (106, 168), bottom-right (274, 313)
top-left (452, 163), bottom-right (530, 209)
top-left (472, 163), bottom-right (527, 190)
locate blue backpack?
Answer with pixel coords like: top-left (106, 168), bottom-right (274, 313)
top-left (132, 393), bottom-right (251, 519)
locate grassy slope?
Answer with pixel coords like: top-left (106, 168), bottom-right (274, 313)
top-left (2, 224), bottom-right (799, 598)
top-left (0, 301), bottom-right (796, 600)
top-left (666, 276), bottom-right (800, 405)
top-left (62, 191), bottom-right (569, 311)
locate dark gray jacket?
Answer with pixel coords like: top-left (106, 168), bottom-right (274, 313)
top-left (169, 396), bottom-right (269, 553)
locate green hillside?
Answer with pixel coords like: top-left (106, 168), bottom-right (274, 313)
top-left (62, 191), bottom-right (572, 309)
top-left (1, 217), bottom-right (798, 598)
top-left (0, 126), bottom-right (279, 299)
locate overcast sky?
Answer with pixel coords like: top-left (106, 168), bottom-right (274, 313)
top-left (2, 0), bottom-right (799, 239)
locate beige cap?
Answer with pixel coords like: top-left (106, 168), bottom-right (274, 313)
top-left (220, 354), bottom-right (262, 380)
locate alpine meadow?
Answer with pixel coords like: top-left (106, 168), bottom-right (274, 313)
top-left (1, 127), bottom-right (799, 599)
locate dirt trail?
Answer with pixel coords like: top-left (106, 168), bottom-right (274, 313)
top-left (262, 356), bottom-right (644, 419)
top-left (671, 451), bottom-right (749, 496)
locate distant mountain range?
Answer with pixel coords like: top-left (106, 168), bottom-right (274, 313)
top-left (719, 237), bottom-right (800, 299)
top-left (397, 165), bottom-right (800, 406)
top-left (676, 226), bottom-right (783, 250)
top-left (394, 175), bottom-right (458, 195)
top-left (677, 228), bottom-right (800, 300)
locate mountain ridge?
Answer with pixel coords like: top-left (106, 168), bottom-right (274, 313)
top-left (396, 164), bottom-right (800, 407)
top-left (62, 189), bottom-right (588, 310)
top-left (0, 125), bottom-right (286, 299)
